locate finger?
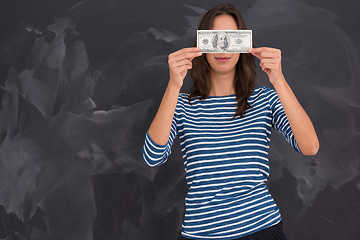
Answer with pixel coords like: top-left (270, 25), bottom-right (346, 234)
top-left (259, 51), bottom-right (277, 59)
top-left (169, 48), bottom-right (200, 62)
top-left (176, 65), bottom-right (192, 73)
top-left (250, 53), bottom-right (260, 60)
top-left (248, 47), bottom-right (269, 57)
top-left (172, 64), bottom-right (192, 75)
top-left (261, 63), bottom-right (275, 72)
top-left (250, 47), bottom-right (279, 53)
top-left (266, 47), bottom-right (281, 53)
top-left (260, 58), bottom-right (278, 65)
top-left (169, 55), bottom-right (191, 65)
top-left (169, 59), bottom-right (191, 71)
top-left (262, 62), bottom-right (275, 68)
top-left (249, 47), bottom-right (264, 53)
top-left (249, 50), bottom-right (270, 60)
top-left (249, 47), bottom-right (281, 59)
top-left (261, 59), bottom-right (281, 69)
top-left (252, 52), bottom-right (280, 62)
top-left (173, 47), bottom-right (201, 57)
top-left (171, 59), bottom-right (192, 68)
top-left (183, 51), bottom-right (202, 60)
top-left (248, 49), bottom-right (261, 59)
top-left (171, 51), bottom-right (202, 62)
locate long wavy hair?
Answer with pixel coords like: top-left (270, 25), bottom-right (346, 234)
top-left (189, 3), bottom-right (257, 118)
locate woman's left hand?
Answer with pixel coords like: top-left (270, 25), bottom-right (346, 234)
top-left (248, 47), bottom-right (284, 85)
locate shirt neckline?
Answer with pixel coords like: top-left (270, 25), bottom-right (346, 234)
top-left (205, 94), bottom-right (236, 99)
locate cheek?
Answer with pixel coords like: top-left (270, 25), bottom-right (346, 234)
top-left (205, 53), bottom-right (215, 66)
top-left (227, 54), bottom-right (240, 68)
top-left (232, 54), bottom-right (240, 63)
top-left (205, 53), bottom-right (212, 61)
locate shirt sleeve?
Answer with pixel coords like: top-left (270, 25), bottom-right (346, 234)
top-left (142, 106), bottom-right (179, 167)
top-left (265, 88), bottom-right (301, 153)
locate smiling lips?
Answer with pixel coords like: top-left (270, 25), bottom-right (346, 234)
top-left (215, 56), bottom-right (231, 62)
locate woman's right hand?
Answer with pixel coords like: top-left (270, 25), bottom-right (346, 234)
top-left (168, 47), bottom-right (202, 89)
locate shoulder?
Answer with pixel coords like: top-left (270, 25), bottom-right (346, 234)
top-left (178, 92), bottom-right (202, 105)
top-left (253, 86), bottom-right (278, 100)
top-left (248, 86), bottom-right (273, 101)
top-left (179, 92), bottom-right (189, 99)
top-left (175, 93), bottom-right (191, 110)
top-left (247, 87), bottom-right (279, 108)
top-left (178, 93), bottom-right (190, 104)
top-left (254, 86), bottom-right (275, 95)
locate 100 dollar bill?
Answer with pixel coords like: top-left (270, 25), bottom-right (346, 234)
top-left (197, 30), bottom-right (252, 53)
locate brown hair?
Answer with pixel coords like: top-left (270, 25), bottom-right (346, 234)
top-left (189, 3), bottom-right (256, 118)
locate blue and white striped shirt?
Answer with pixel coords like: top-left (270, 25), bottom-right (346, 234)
top-left (143, 86), bottom-right (300, 240)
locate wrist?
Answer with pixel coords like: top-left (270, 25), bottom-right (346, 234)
top-left (270, 74), bottom-right (286, 88)
top-left (167, 80), bottom-right (182, 93)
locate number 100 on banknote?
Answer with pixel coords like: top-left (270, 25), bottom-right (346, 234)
top-left (197, 30), bottom-right (252, 53)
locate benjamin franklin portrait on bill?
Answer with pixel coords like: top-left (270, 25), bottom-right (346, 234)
top-left (212, 32), bottom-right (230, 51)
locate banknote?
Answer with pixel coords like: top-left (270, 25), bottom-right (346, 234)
top-left (197, 30), bottom-right (252, 53)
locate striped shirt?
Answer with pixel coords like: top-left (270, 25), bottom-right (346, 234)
top-left (142, 86), bottom-right (300, 240)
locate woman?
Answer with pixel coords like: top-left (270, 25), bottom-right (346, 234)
top-left (142, 3), bottom-right (319, 240)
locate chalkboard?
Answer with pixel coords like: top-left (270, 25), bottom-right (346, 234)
top-left (0, 0), bottom-right (359, 239)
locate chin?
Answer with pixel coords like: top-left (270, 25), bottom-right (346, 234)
top-left (214, 68), bottom-right (236, 75)
top-left (209, 61), bottom-right (238, 74)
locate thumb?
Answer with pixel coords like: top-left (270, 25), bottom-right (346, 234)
top-left (248, 48), bottom-right (261, 59)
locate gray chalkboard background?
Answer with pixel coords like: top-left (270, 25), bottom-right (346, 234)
top-left (0, 0), bottom-right (359, 239)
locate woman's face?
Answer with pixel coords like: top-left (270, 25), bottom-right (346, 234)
top-left (206, 14), bottom-right (240, 75)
